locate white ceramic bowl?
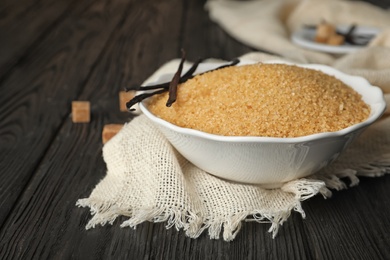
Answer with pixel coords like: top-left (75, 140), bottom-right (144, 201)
top-left (140, 60), bottom-right (386, 188)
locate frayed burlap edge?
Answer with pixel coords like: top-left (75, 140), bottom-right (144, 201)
top-left (77, 178), bottom-right (330, 240)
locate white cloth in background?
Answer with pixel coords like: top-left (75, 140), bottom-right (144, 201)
top-left (205, 0), bottom-right (390, 64)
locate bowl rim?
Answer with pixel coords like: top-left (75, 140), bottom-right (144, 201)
top-left (139, 60), bottom-right (387, 144)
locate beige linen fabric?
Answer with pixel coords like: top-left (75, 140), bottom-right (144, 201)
top-left (205, 0), bottom-right (390, 64)
top-left (77, 0), bottom-right (390, 240)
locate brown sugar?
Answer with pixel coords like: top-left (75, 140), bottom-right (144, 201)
top-left (327, 34), bottom-right (345, 45)
top-left (314, 22), bottom-right (345, 46)
top-left (316, 22), bottom-right (336, 37)
top-left (72, 101), bottom-right (90, 123)
top-left (147, 63), bottom-right (370, 138)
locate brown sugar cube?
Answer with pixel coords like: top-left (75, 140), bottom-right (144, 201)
top-left (119, 91), bottom-right (135, 112)
top-left (327, 34), bottom-right (345, 45)
top-left (102, 124), bottom-right (123, 144)
top-left (314, 35), bottom-right (327, 43)
top-left (316, 22), bottom-right (336, 41)
top-left (72, 101), bottom-right (90, 123)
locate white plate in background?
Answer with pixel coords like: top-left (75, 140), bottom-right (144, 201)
top-left (291, 25), bottom-right (380, 54)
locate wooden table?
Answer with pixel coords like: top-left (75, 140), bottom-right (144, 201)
top-left (1, 0), bottom-right (389, 259)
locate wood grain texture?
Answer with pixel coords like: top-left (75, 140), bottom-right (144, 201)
top-left (0, 0), bottom-right (130, 226)
top-left (302, 177), bottom-right (390, 259)
top-left (0, 0), bottom-right (183, 259)
top-left (0, 0), bottom-right (389, 259)
top-left (181, 0), bottom-right (256, 61)
top-left (0, 0), bottom-right (77, 79)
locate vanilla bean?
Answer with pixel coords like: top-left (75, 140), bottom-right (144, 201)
top-left (340, 24), bottom-right (356, 45)
top-left (164, 58), bottom-right (240, 107)
top-left (125, 82), bottom-right (169, 92)
top-left (125, 59), bottom-right (239, 93)
top-left (166, 49), bottom-right (186, 107)
top-left (179, 58), bottom-right (240, 81)
top-left (126, 89), bottom-right (166, 111)
top-left (125, 58), bottom-right (204, 93)
top-left (181, 58), bottom-right (204, 79)
top-left (208, 58), bottom-right (240, 72)
top-left (125, 55), bottom-right (241, 111)
top-left (345, 24), bottom-right (356, 38)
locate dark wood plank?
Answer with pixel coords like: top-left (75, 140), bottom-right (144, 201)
top-left (0, 0), bottom-right (185, 259)
top-left (353, 0), bottom-right (390, 8)
top-left (181, 0), bottom-right (255, 61)
top-left (0, 119), bottom-right (111, 260)
top-left (0, 0), bottom-right (78, 79)
top-left (302, 176), bottom-right (390, 259)
top-left (0, 0), bottom-right (129, 227)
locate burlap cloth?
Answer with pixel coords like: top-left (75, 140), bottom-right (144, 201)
top-left (77, 0), bottom-right (390, 241)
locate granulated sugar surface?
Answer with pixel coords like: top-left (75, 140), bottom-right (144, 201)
top-left (147, 63), bottom-right (370, 137)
